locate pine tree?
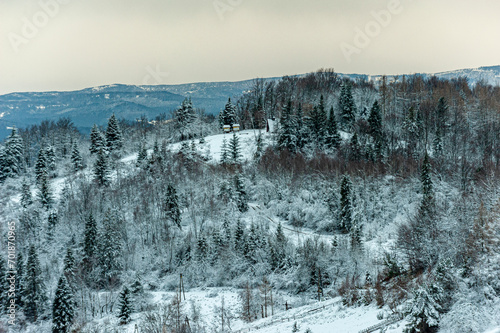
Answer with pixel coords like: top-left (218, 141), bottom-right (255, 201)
top-left (340, 175), bottom-right (353, 233)
top-left (38, 172), bottom-right (53, 209)
top-left (63, 247), bottom-right (76, 283)
top-left (46, 146), bottom-right (56, 172)
top-left (35, 147), bottom-right (48, 186)
top-left (228, 132), bottom-right (242, 165)
top-left (405, 284), bottom-right (442, 333)
top-left (99, 210), bottom-right (123, 286)
top-left (420, 153), bottom-right (434, 217)
top-left (234, 174), bottom-right (248, 212)
top-left (106, 113), bottom-right (123, 152)
top-left (2, 127), bottom-right (24, 177)
top-left (52, 275), bottom-right (74, 333)
top-left (175, 97), bottom-right (196, 140)
top-left (164, 184), bottom-right (181, 228)
top-left (94, 148), bottom-right (110, 186)
top-left (278, 101), bottom-right (298, 152)
top-left (24, 245), bottom-right (47, 322)
top-left (15, 252), bottom-right (25, 309)
top-left (89, 124), bottom-right (105, 154)
top-left (219, 98), bottom-right (237, 128)
top-left (21, 179), bottom-right (33, 208)
top-left (368, 100), bottom-right (385, 159)
top-left (325, 106), bottom-right (341, 149)
top-left (254, 130), bottom-right (264, 160)
top-left (220, 138), bottom-right (230, 165)
top-left (433, 97), bottom-right (448, 157)
top-left (0, 258), bottom-right (9, 313)
top-left (118, 286), bottom-right (132, 325)
top-left (70, 142), bottom-right (83, 172)
top-left (338, 82), bottom-right (356, 131)
top-left (83, 214), bottom-right (98, 268)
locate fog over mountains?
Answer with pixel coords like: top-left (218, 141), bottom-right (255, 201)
top-left (0, 65), bottom-right (498, 139)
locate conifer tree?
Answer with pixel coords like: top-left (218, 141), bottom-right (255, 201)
top-left (63, 247), bottom-right (76, 283)
top-left (228, 132), bottom-right (242, 165)
top-left (420, 153), bottom-right (434, 217)
top-left (219, 98), bottom-right (237, 128)
top-left (94, 148), bottom-right (110, 186)
top-left (15, 252), bottom-right (25, 309)
top-left (278, 101), bottom-right (298, 152)
top-left (234, 219), bottom-right (246, 253)
top-left (433, 97), bottom-right (448, 157)
top-left (24, 245), bottom-right (47, 322)
top-left (89, 124), bottom-right (105, 154)
top-left (2, 127), bottom-right (24, 177)
top-left (21, 179), bottom-right (33, 208)
top-left (349, 132), bottom-right (361, 161)
top-left (99, 210), bottom-right (123, 286)
top-left (83, 214), bottom-right (98, 268)
top-left (175, 97), bottom-right (196, 140)
top-left (38, 172), bottom-right (53, 209)
top-left (0, 258), bottom-right (9, 313)
top-left (254, 130), bottom-right (264, 160)
top-left (70, 143), bottom-right (83, 172)
top-left (106, 113), bottom-right (123, 152)
top-left (368, 100), bottom-right (385, 159)
top-left (220, 138), bottom-right (230, 165)
top-left (338, 82), bottom-right (356, 131)
top-left (136, 142), bottom-right (148, 167)
top-left (164, 184), bottom-right (181, 228)
top-left (196, 235), bottom-right (208, 262)
top-left (118, 286), bottom-right (132, 325)
top-left (35, 147), bottom-right (48, 186)
top-left (46, 146), bottom-right (56, 172)
top-left (340, 175), bottom-right (353, 233)
top-left (52, 275), bottom-right (74, 333)
top-left (325, 106), bottom-right (341, 149)
top-left (405, 284), bottom-right (442, 333)
top-left (234, 173), bottom-right (248, 212)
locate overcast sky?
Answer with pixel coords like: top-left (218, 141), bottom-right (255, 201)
top-left (1, 0), bottom-right (499, 94)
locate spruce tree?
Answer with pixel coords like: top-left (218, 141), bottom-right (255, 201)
top-left (220, 138), bottom-right (230, 165)
top-left (24, 245), bottom-right (47, 322)
top-left (234, 219), bottom-right (246, 253)
top-left (278, 101), bottom-right (298, 152)
top-left (433, 97), bottom-right (448, 157)
top-left (325, 106), bottom-right (341, 149)
top-left (254, 130), bottom-right (264, 160)
top-left (136, 142), bottom-right (148, 167)
top-left (3, 127), bottom-right (24, 177)
top-left (0, 258), bottom-right (9, 313)
top-left (228, 132), bottom-right (242, 165)
top-left (38, 172), bottom-right (53, 209)
top-left (234, 173), bottom-right (248, 212)
top-left (340, 175), bottom-right (353, 233)
top-left (99, 210), bottom-right (123, 286)
top-left (368, 100), bottom-right (385, 159)
top-left (21, 179), bottom-right (33, 208)
top-left (405, 284), bottom-right (442, 333)
top-left (164, 184), bottom-right (181, 228)
top-left (46, 146), bottom-right (56, 172)
top-left (35, 147), bottom-right (48, 186)
top-left (83, 214), bottom-right (98, 268)
top-left (420, 153), bottom-right (434, 217)
top-left (219, 98), bottom-right (237, 128)
top-left (89, 124), bottom-right (105, 154)
top-left (118, 286), bottom-right (132, 325)
top-left (70, 143), bottom-right (83, 172)
top-left (94, 148), bottom-right (110, 186)
top-left (63, 248), bottom-right (76, 283)
top-left (338, 82), bottom-right (356, 131)
top-left (52, 275), bottom-right (74, 333)
top-left (15, 252), bottom-right (25, 309)
top-left (349, 132), bottom-right (361, 161)
top-left (106, 113), bottom-right (123, 152)
top-left (175, 97), bottom-right (196, 140)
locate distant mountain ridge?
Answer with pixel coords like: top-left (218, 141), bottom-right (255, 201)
top-left (0, 65), bottom-right (498, 139)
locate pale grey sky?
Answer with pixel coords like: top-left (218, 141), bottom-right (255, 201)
top-left (1, 0), bottom-right (499, 94)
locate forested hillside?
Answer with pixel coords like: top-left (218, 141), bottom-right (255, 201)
top-left (0, 70), bottom-right (499, 333)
